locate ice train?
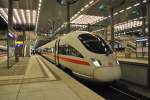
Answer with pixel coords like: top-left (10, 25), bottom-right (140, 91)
top-left (39, 31), bottom-right (121, 82)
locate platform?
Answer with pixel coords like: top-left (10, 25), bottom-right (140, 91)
top-left (116, 52), bottom-right (148, 65)
top-left (0, 55), bottom-right (104, 100)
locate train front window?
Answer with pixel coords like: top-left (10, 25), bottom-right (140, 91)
top-left (78, 34), bottom-right (112, 54)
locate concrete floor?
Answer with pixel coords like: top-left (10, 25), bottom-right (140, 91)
top-left (0, 55), bottom-right (104, 100)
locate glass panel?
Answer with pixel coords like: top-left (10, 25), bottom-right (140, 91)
top-left (59, 44), bottom-right (83, 58)
top-left (79, 34), bottom-right (112, 54)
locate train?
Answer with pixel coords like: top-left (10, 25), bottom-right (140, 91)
top-left (39, 31), bottom-right (121, 82)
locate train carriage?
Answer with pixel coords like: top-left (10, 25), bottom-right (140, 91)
top-left (40, 31), bottom-right (121, 82)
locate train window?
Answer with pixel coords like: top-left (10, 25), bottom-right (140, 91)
top-left (67, 45), bottom-right (83, 58)
top-left (59, 45), bottom-right (67, 55)
top-left (59, 45), bottom-right (83, 58)
top-left (78, 34), bottom-right (112, 54)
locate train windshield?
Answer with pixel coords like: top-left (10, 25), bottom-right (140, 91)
top-left (78, 34), bottom-right (112, 54)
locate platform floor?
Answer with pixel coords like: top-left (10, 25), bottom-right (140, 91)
top-left (116, 52), bottom-right (148, 64)
top-left (0, 55), bottom-right (104, 100)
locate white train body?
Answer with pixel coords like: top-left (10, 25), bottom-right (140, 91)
top-left (40, 31), bottom-right (121, 82)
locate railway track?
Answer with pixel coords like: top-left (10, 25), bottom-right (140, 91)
top-left (43, 56), bottom-right (149, 100)
top-left (72, 76), bottom-right (149, 100)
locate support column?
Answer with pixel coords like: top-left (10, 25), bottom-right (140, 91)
top-left (148, 0), bottom-right (150, 66)
top-left (7, 0), bottom-right (13, 68)
top-left (66, 2), bottom-right (70, 33)
top-left (147, 0), bottom-right (150, 89)
top-left (105, 28), bottom-right (108, 40)
top-left (110, 8), bottom-right (114, 50)
top-left (23, 30), bottom-right (26, 57)
top-left (87, 24), bottom-right (90, 31)
top-left (140, 0), bottom-right (146, 35)
top-left (52, 21), bottom-right (55, 34)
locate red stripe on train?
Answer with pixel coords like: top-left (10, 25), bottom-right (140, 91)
top-left (42, 53), bottom-right (90, 66)
top-left (58, 56), bottom-right (90, 66)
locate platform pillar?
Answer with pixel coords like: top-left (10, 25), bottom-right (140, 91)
top-left (110, 8), bottom-right (114, 50)
top-left (147, 0), bottom-right (150, 89)
top-left (7, 0), bottom-right (13, 68)
top-left (66, 2), bottom-right (70, 33)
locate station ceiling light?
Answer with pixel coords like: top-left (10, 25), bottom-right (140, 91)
top-left (20, 9), bottom-right (26, 24)
top-left (35, 0), bottom-right (43, 32)
top-left (126, 6), bottom-right (132, 10)
top-left (0, 8), bottom-right (37, 25)
top-left (134, 3), bottom-right (140, 7)
top-left (14, 9), bottom-right (21, 24)
top-left (95, 0), bottom-right (146, 24)
top-left (71, 14), bottom-right (105, 25)
top-left (55, 0), bottom-right (146, 34)
top-left (0, 8), bottom-right (8, 23)
top-left (70, 0), bottom-right (97, 21)
top-left (114, 19), bottom-right (142, 32)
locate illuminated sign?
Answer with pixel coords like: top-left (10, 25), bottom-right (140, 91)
top-left (16, 44), bottom-right (23, 47)
top-left (15, 41), bottom-right (23, 44)
top-left (15, 41), bottom-right (24, 47)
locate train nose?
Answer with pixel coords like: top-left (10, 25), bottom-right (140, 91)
top-left (93, 66), bottom-right (121, 82)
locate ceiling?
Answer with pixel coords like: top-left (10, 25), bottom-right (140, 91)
top-left (37, 0), bottom-right (145, 33)
top-left (0, 0), bottom-right (147, 48)
top-left (0, 0), bottom-right (38, 31)
top-left (0, 0), bottom-right (38, 10)
top-left (37, 0), bottom-right (90, 33)
top-left (0, 0), bottom-right (145, 33)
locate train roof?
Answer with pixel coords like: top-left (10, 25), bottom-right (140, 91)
top-left (59, 31), bottom-right (90, 40)
top-left (39, 31), bottom-right (91, 49)
top-left (63, 31), bottom-right (90, 37)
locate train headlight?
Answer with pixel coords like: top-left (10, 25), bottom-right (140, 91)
top-left (91, 58), bottom-right (102, 67)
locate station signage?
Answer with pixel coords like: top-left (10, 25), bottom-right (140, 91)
top-left (15, 41), bottom-right (23, 44)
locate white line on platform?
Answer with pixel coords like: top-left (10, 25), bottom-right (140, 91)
top-left (36, 56), bottom-right (56, 80)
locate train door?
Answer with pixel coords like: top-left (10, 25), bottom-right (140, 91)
top-left (54, 39), bottom-right (60, 65)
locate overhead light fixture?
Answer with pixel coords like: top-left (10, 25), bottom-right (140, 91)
top-left (13, 16), bottom-right (17, 24)
top-left (89, 0), bottom-right (94, 5)
top-left (80, 8), bottom-right (84, 11)
top-left (4, 8), bottom-right (16, 24)
top-left (0, 8), bottom-right (38, 25)
top-left (38, 7), bottom-right (40, 11)
top-left (32, 10), bottom-right (36, 25)
top-left (35, 0), bottom-right (43, 32)
top-left (20, 9), bottom-right (26, 24)
top-left (119, 10), bottom-right (124, 13)
top-left (71, 14), bottom-right (104, 25)
top-left (114, 12), bottom-right (118, 15)
top-left (84, 4), bottom-right (89, 8)
top-left (0, 13), bottom-right (8, 23)
top-left (134, 3), bottom-right (140, 7)
top-left (39, 3), bottom-right (41, 7)
top-left (143, 0), bottom-right (146, 3)
top-left (14, 9), bottom-right (22, 24)
top-left (126, 6), bottom-right (132, 10)
top-left (0, 8), bottom-right (8, 21)
top-left (39, 0), bottom-right (42, 3)
top-left (26, 10), bottom-right (31, 24)
top-left (70, 0), bottom-right (95, 22)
